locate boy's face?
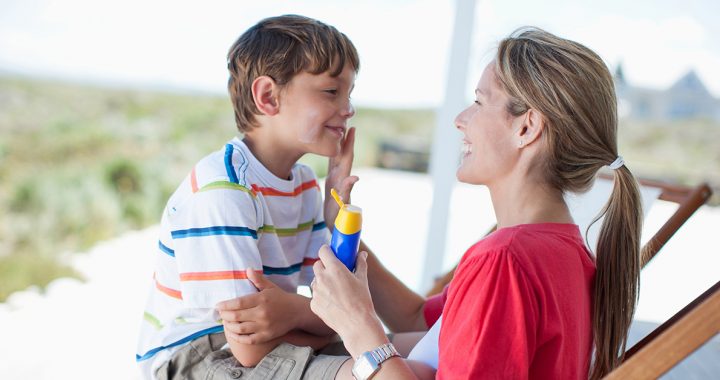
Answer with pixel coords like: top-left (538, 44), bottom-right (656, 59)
top-left (275, 63), bottom-right (356, 157)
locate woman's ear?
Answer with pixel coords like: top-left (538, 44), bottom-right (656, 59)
top-left (251, 76), bottom-right (280, 116)
top-left (516, 109), bottom-right (544, 148)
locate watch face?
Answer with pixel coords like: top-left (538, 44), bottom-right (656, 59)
top-left (352, 352), bottom-right (379, 379)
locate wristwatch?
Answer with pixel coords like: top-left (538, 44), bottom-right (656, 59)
top-left (351, 342), bottom-right (400, 380)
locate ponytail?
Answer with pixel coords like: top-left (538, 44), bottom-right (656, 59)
top-left (589, 166), bottom-right (643, 379)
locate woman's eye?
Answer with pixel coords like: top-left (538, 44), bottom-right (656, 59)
top-left (325, 89), bottom-right (338, 95)
top-left (474, 100), bottom-right (482, 106)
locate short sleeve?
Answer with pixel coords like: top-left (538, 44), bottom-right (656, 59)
top-left (171, 188), bottom-right (263, 308)
top-left (437, 249), bottom-right (539, 380)
top-left (423, 285), bottom-right (449, 328)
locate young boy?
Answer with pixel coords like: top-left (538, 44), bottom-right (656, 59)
top-left (136, 14), bottom-right (359, 380)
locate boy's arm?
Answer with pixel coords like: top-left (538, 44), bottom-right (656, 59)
top-left (225, 329), bottom-right (334, 367)
top-left (217, 269), bottom-right (335, 344)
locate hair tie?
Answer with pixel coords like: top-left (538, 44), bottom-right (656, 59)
top-left (608, 156), bottom-right (624, 170)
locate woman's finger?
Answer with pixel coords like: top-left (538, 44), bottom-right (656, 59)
top-left (313, 256), bottom-right (326, 276)
top-left (317, 245), bottom-right (343, 270)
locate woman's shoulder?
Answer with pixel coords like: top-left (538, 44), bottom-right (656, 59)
top-left (460, 223), bottom-right (589, 273)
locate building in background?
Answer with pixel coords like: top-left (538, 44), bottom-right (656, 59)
top-left (615, 64), bottom-right (720, 121)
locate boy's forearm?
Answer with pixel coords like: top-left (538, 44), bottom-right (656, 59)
top-left (226, 330), bottom-right (282, 367)
top-left (292, 293), bottom-right (336, 336)
top-left (226, 329), bottom-right (333, 367)
top-left (282, 329), bottom-right (336, 351)
top-left (362, 241), bottom-right (428, 332)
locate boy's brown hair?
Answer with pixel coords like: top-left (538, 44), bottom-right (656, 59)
top-left (227, 14), bottom-right (360, 132)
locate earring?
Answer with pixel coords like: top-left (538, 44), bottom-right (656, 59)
top-left (518, 140), bottom-right (523, 148)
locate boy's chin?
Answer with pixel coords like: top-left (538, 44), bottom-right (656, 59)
top-left (311, 143), bottom-right (342, 158)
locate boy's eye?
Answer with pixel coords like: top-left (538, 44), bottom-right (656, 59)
top-left (474, 100), bottom-right (482, 106)
top-left (324, 89), bottom-right (338, 95)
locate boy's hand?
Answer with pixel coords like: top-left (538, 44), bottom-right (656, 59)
top-left (324, 126), bottom-right (359, 228)
top-left (217, 269), bottom-right (301, 345)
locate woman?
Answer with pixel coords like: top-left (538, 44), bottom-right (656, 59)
top-left (310, 27), bottom-right (643, 379)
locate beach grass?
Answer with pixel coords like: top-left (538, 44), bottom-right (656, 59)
top-left (0, 74), bottom-right (717, 301)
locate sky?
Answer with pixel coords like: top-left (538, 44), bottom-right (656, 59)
top-left (1, 0), bottom-right (718, 108)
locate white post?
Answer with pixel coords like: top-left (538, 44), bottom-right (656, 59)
top-left (420, 0), bottom-right (476, 293)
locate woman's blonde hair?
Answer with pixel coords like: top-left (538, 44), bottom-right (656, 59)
top-left (495, 27), bottom-right (643, 379)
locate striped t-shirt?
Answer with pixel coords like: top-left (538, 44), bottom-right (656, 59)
top-left (136, 137), bottom-right (329, 379)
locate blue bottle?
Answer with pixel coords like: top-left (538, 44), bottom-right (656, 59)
top-left (329, 189), bottom-right (362, 271)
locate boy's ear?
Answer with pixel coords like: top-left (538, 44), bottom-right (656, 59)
top-left (516, 108), bottom-right (545, 148)
top-left (251, 76), bottom-right (280, 116)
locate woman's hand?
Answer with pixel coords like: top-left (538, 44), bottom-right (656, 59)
top-left (216, 269), bottom-right (301, 344)
top-left (324, 127), bottom-right (359, 228)
top-left (310, 245), bottom-right (388, 358)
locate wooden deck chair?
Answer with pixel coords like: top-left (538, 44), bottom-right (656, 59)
top-left (425, 175), bottom-right (713, 297)
top-left (605, 280), bottom-right (720, 379)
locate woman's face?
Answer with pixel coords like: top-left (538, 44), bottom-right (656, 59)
top-left (454, 63), bottom-right (522, 186)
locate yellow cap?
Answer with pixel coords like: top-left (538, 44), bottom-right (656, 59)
top-left (335, 204), bottom-right (362, 234)
top-left (331, 188), bottom-right (362, 234)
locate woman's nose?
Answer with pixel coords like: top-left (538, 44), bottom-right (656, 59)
top-left (454, 108), bottom-right (467, 130)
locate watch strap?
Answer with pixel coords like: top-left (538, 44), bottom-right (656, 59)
top-left (368, 342), bottom-right (399, 363)
top-left (352, 343), bottom-right (400, 380)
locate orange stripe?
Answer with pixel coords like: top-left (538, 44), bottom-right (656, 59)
top-left (252, 179), bottom-right (319, 197)
top-left (154, 275), bottom-right (182, 299)
top-left (180, 270), bottom-right (249, 281)
top-left (190, 166), bottom-right (199, 193)
top-left (302, 258), bottom-right (319, 266)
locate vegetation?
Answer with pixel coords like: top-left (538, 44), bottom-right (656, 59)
top-left (0, 75), bottom-right (717, 301)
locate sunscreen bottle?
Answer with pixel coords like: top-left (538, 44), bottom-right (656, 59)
top-left (329, 188), bottom-right (362, 271)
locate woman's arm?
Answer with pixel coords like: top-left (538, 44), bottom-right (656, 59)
top-left (362, 241), bottom-right (429, 332)
top-left (310, 247), bottom-right (436, 380)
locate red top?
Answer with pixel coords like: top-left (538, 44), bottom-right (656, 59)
top-left (426, 223), bottom-right (596, 380)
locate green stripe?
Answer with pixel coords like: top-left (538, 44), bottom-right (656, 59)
top-left (144, 312), bottom-right (163, 330)
top-left (259, 220), bottom-right (316, 236)
top-left (175, 317), bottom-right (188, 324)
top-left (199, 181), bottom-right (255, 197)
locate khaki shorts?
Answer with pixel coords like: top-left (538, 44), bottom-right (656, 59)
top-left (155, 333), bottom-right (350, 380)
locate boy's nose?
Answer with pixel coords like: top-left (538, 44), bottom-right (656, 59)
top-left (342, 102), bottom-right (355, 118)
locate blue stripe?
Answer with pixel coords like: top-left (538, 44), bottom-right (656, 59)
top-left (224, 144), bottom-right (239, 184)
top-left (263, 262), bottom-right (303, 275)
top-left (312, 222), bottom-right (327, 231)
top-left (158, 241), bottom-right (175, 257)
top-left (171, 226), bottom-right (258, 239)
top-left (136, 325), bottom-right (224, 362)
